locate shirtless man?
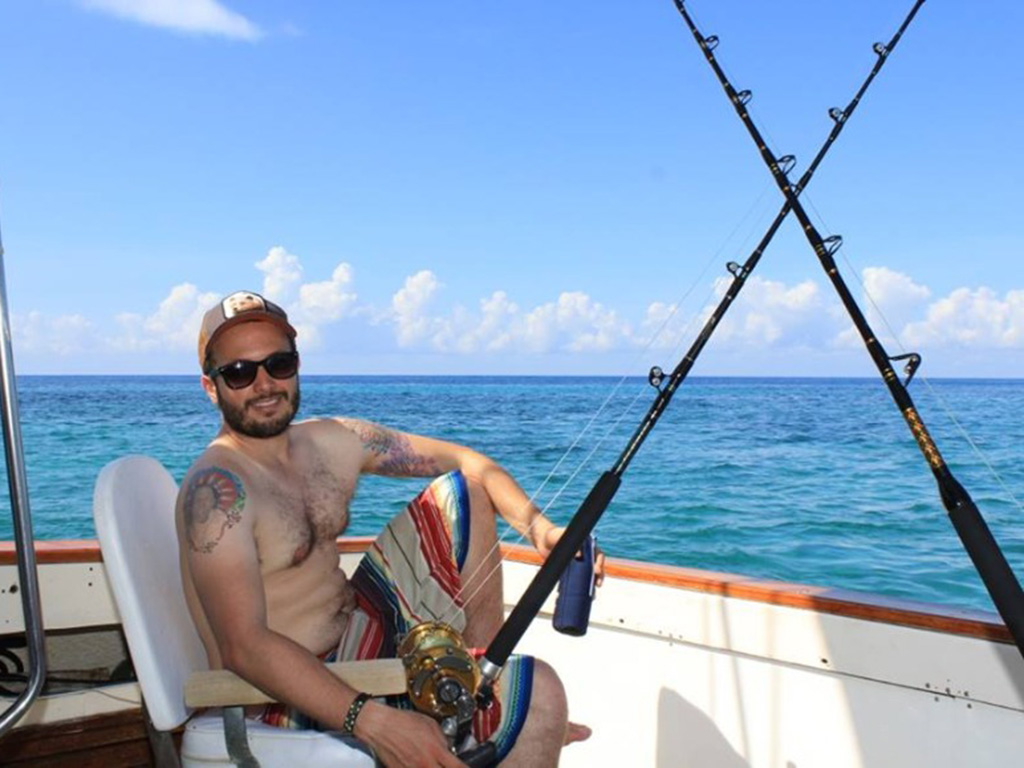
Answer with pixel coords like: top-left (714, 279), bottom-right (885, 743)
top-left (176, 291), bottom-right (598, 767)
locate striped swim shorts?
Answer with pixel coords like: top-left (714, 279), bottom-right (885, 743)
top-left (257, 471), bottom-right (533, 761)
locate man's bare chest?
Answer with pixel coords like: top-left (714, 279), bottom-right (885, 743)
top-left (253, 459), bottom-right (357, 569)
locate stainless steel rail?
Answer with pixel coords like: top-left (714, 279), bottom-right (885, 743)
top-left (0, 214), bottom-right (47, 737)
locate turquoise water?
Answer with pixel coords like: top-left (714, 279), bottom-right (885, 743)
top-left (2, 375), bottom-right (1023, 615)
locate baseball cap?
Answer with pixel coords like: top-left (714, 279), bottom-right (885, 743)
top-left (197, 291), bottom-right (297, 372)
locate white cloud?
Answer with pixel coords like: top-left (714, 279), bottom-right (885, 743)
top-left (289, 263), bottom-right (358, 348)
top-left (380, 272), bottom-right (829, 358)
top-left (472, 291), bottom-right (519, 352)
top-left (834, 266), bottom-right (932, 348)
top-left (12, 253), bottom-right (1024, 375)
top-left (830, 268), bottom-right (1024, 353)
top-left (392, 270), bottom-right (443, 347)
top-left (13, 312), bottom-right (95, 355)
top-left (79, 0), bottom-right (262, 41)
top-left (387, 275), bottom-right (634, 354)
top-left (112, 282), bottom-right (220, 353)
top-left (862, 266), bottom-right (932, 309)
top-left (903, 287), bottom-right (1024, 348)
top-left (638, 300), bottom-right (709, 354)
top-left (524, 292), bottom-right (631, 353)
top-left (296, 263), bottom-right (357, 324)
top-left (98, 249), bottom-right (359, 358)
top-left (256, 246), bottom-right (303, 303)
top-left (642, 301), bottom-right (678, 331)
top-left (700, 275), bottom-right (825, 347)
top-left (252, 247), bottom-right (361, 348)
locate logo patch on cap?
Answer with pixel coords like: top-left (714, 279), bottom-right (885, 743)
top-left (222, 292), bottom-right (267, 319)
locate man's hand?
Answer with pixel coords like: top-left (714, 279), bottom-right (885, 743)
top-left (355, 702), bottom-right (466, 768)
top-left (535, 526), bottom-right (606, 587)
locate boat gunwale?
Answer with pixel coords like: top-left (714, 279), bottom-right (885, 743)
top-left (0, 538), bottom-right (1011, 644)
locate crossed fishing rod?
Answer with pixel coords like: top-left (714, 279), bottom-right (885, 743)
top-left (669, 0), bottom-right (1024, 665)
top-left (405, 1), bottom-right (1024, 762)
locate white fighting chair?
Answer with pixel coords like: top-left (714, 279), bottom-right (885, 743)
top-left (93, 455), bottom-right (387, 767)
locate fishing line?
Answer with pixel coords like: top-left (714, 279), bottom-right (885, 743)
top-left (457, 0), bottom-right (916, 653)
top-left (438, 250), bottom-right (737, 623)
top-left (914, 384), bottom-right (1024, 516)
top-left (439, 382), bottom-right (654, 626)
top-left (676, 0), bottom-right (1024, 661)
top-left (440, 185), bottom-right (779, 622)
top-left (800, 192), bottom-right (1024, 517)
top-left (454, 0), bottom-right (937, 704)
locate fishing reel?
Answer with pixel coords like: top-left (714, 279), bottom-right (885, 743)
top-left (398, 621), bottom-right (482, 740)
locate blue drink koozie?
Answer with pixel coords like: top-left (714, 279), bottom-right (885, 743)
top-left (553, 535), bottom-right (596, 636)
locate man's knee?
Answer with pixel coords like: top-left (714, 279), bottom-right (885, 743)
top-left (499, 658), bottom-right (568, 767)
top-left (529, 659), bottom-right (568, 728)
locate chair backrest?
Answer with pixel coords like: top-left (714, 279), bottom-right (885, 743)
top-left (93, 455), bottom-right (207, 731)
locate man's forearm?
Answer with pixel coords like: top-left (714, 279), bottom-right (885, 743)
top-left (462, 454), bottom-right (555, 549)
top-left (220, 628), bottom-right (360, 730)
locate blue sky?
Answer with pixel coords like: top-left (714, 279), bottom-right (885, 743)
top-left (1, 0), bottom-right (1021, 377)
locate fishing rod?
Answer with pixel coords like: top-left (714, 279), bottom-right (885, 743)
top-left (401, 6), bottom-right (924, 762)
top-left (473, 0), bottom-right (927, 702)
top-left (672, 0), bottom-right (1024, 662)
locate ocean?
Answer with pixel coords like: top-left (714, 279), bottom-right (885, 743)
top-left (2, 375), bottom-right (1022, 616)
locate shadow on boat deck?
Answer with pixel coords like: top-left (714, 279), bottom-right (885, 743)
top-left (657, 687), bottom-right (749, 768)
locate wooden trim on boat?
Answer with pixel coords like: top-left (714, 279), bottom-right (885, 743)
top-left (500, 544), bottom-right (1014, 644)
top-left (0, 707), bottom-right (158, 766)
top-left (0, 540), bottom-right (105, 564)
top-left (0, 537), bottom-right (378, 565)
top-left (2, 538), bottom-right (1010, 644)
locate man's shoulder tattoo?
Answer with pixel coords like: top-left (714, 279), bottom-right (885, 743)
top-left (184, 467), bottom-right (247, 554)
top-left (344, 420), bottom-right (440, 476)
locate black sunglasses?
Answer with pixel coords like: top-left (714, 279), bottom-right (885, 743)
top-left (209, 351), bottom-right (299, 390)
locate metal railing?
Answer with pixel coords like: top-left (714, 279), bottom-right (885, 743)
top-left (0, 211), bottom-right (47, 737)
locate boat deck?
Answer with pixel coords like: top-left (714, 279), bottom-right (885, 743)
top-left (2, 540), bottom-right (1021, 767)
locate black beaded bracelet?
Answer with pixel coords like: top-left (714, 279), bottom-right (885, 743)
top-left (342, 692), bottom-right (371, 736)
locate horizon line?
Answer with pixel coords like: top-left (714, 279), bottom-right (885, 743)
top-left (13, 373), bottom-right (1024, 382)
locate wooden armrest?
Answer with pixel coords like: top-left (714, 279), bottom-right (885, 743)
top-left (185, 658), bottom-right (407, 708)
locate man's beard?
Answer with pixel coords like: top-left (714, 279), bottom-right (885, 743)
top-left (218, 382), bottom-right (301, 438)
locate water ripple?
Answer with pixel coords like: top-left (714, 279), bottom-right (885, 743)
top-left (1, 375), bottom-right (1022, 615)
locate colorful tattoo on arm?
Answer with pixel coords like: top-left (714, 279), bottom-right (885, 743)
top-left (184, 467), bottom-right (247, 554)
top-left (343, 420), bottom-right (441, 477)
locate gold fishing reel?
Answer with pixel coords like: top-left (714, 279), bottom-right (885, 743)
top-left (398, 621), bottom-right (481, 738)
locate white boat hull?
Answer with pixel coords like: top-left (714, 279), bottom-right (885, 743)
top-left (3, 542), bottom-right (1023, 766)
top-left (501, 557), bottom-right (1024, 767)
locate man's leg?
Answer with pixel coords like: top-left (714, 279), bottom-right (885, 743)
top-left (499, 659), bottom-right (568, 768)
top-left (458, 476), bottom-right (505, 647)
top-left (351, 472), bottom-right (579, 763)
top-left (459, 477), bottom-right (575, 766)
